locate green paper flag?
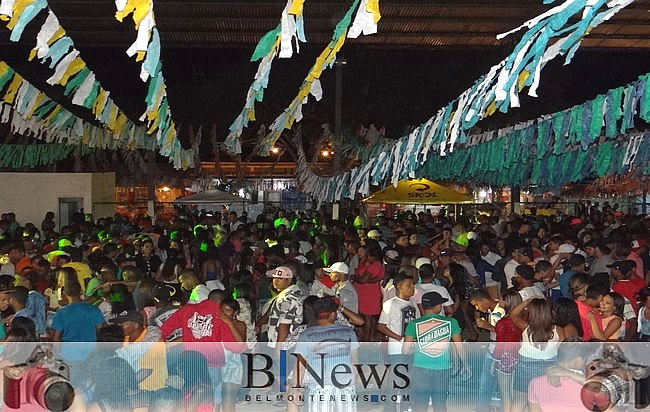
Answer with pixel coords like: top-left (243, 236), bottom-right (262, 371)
top-left (251, 26), bottom-right (281, 62)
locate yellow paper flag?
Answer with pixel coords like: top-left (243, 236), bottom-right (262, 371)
top-left (93, 88), bottom-right (108, 117)
top-left (248, 108), bottom-right (256, 122)
top-left (367, 0), bottom-right (381, 24)
top-left (44, 105), bottom-right (61, 124)
top-left (517, 70), bottom-right (530, 91)
top-left (26, 93), bottom-right (44, 118)
top-left (48, 26), bottom-right (65, 45)
top-left (289, 0), bottom-right (305, 15)
top-left (484, 100), bottom-right (497, 118)
top-left (3, 73), bottom-right (23, 104)
top-left (6, 0), bottom-right (32, 30)
top-left (116, 0), bottom-right (151, 29)
top-left (57, 57), bottom-right (85, 86)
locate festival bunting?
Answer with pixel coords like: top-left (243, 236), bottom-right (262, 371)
top-left (0, 0), bottom-right (193, 167)
top-left (295, 69), bottom-right (650, 202)
top-left (258, 0), bottom-right (365, 156)
top-left (293, 0), bottom-right (636, 201)
top-left (0, 2), bottom-right (133, 130)
top-left (0, 61), bottom-right (195, 169)
top-left (0, 142), bottom-right (73, 168)
top-left (114, 0), bottom-right (183, 166)
top-left (223, 0), bottom-right (308, 155)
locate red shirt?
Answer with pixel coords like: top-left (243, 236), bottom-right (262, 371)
top-left (319, 276), bottom-right (335, 289)
top-left (354, 260), bottom-right (385, 316)
top-left (160, 300), bottom-right (243, 367)
top-left (613, 277), bottom-right (646, 312)
top-left (576, 300), bottom-right (602, 341)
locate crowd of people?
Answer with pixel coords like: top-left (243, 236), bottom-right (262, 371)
top-left (0, 204), bottom-right (648, 412)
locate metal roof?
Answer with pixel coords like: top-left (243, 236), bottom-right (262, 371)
top-left (18, 0), bottom-right (650, 50)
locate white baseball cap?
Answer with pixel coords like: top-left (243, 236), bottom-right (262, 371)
top-left (271, 266), bottom-right (294, 279)
top-left (415, 257), bottom-right (431, 269)
top-left (367, 230), bottom-right (381, 239)
top-left (324, 262), bottom-right (349, 275)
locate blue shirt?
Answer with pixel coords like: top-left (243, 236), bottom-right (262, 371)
top-left (52, 302), bottom-right (104, 342)
top-left (24, 291), bottom-right (48, 335)
top-left (560, 270), bottom-right (576, 298)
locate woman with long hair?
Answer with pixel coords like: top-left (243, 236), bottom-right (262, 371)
top-left (493, 289), bottom-right (523, 412)
top-left (135, 238), bottom-right (162, 279)
top-left (448, 262), bottom-right (481, 341)
top-left (554, 297), bottom-right (583, 338)
top-left (587, 291), bottom-right (625, 341)
top-left (510, 298), bottom-right (565, 412)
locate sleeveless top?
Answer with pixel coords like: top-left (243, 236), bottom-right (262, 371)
top-left (601, 315), bottom-right (623, 340)
top-left (519, 325), bottom-right (560, 360)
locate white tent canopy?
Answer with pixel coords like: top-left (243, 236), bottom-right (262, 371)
top-left (172, 189), bottom-right (246, 205)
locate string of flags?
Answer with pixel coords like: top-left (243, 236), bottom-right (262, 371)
top-left (297, 71), bottom-right (650, 202)
top-left (113, 0), bottom-right (182, 164)
top-left (0, 61), bottom-right (195, 169)
top-left (258, 0), bottom-right (382, 156)
top-left (295, 0), bottom-right (636, 201)
top-left (0, 142), bottom-right (73, 168)
top-left (0, 0), bottom-right (193, 168)
top-left (418, 71), bottom-right (650, 192)
top-left (0, 0), bottom-right (137, 136)
top-left (223, 0), bottom-right (308, 155)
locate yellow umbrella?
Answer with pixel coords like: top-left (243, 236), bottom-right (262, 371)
top-left (362, 179), bottom-right (473, 205)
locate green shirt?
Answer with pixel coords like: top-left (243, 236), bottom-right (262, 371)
top-left (404, 314), bottom-right (460, 370)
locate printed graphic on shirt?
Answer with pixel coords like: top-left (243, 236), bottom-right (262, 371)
top-left (415, 318), bottom-right (452, 358)
top-left (401, 305), bottom-right (417, 336)
top-left (187, 312), bottom-right (214, 339)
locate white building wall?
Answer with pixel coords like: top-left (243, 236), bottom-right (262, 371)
top-left (0, 172), bottom-right (115, 229)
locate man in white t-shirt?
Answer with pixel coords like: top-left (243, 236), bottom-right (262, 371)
top-left (514, 265), bottom-right (545, 300)
top-left (505, 247), bottom-right (532, 288)
top-left (378, 273), bottom-right (419, 357)
top-left (413, 263), bottom-right (454, 316)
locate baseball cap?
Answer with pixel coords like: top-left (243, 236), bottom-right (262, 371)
top-left (367, 230), bottom-right (381, 239)
top-left (110, 310), bottom-right (144, 325)
top-left (557, 244), bottom-right (577, 254)
top-left (384, 249), bottom-right (401, 264)
top-left (607, 260), bottom-right (636, 272)
top-left (415, 257), bottom-right (431, 269)
top-left (569, 218), bottom-right (583, 226)
top-left (631, 239), bottom-right (646, 249)
top-left (324, 262), bottom-right (349, 275)
top-left (271, 266), bottom-right (294, 279)
top-left (421, 292), bottom-right (448, 308)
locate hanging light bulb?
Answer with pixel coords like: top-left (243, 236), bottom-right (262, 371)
top-left (321, 150), bottom-right (329, 157)
top-left (271, 147), bottom-right (280, 154)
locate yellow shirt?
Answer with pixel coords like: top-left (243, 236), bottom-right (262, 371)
top-left (127, 328), bottom-right (168, 391)
top-left (59, 262), bottom-right (92, 288)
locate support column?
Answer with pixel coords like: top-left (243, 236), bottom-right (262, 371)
top-left (511, 186), bottom-right (520, 214)
top-left (147, 151), bottom-right (156, 223)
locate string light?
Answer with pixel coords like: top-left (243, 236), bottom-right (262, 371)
top-left (321, 150), bottom-right (329, 157)
top-left (271, 147), bottom-right (280, 154)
